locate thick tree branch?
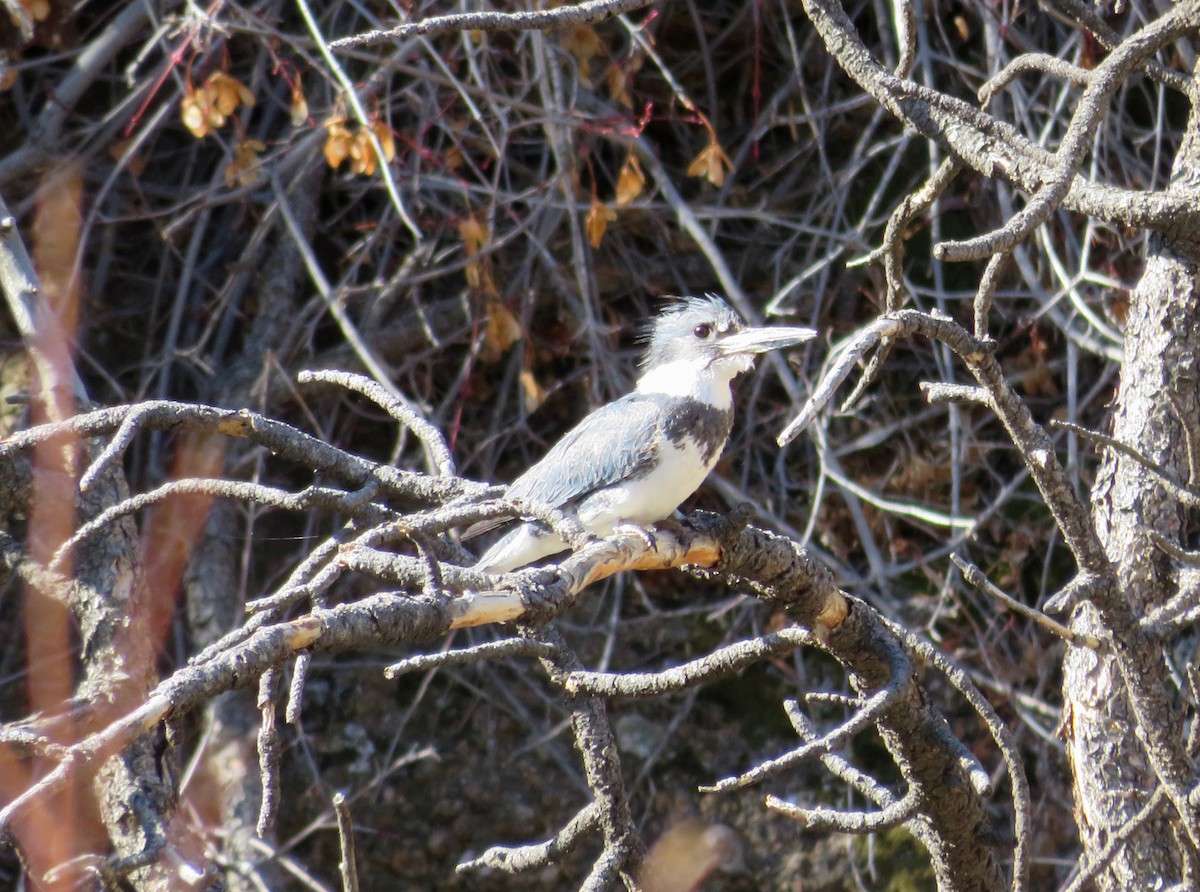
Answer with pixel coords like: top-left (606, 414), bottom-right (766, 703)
top-left (801, 0), bottom-right (1200, 246)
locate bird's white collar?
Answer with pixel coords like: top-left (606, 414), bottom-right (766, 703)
top-left (634, 357), bottom-right (744, 410)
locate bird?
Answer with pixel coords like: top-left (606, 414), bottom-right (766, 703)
top-left (468, 294), bottom-right (817, 574)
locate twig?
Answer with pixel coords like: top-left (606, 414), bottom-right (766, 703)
top-left (782, 309), bottom-right (1109, 576)
top-left (701, 639), bottom-right (909, 793)
top-left (385, 637), bottom-right (557, 678)
top-left (457, 803), bottom-right (598, 874)
top-left (978, 53), bottom-right (1094, 107)
top-left (884, 619), bottom-right (1034, 891)
top-left (330, 0), bottom-right (657, 50)
top-left (952, 554), bottom-right (1100, 649)
top-left (563, 627), bottom-right (814, 696)
top-left (255, 668), bottom-right (282, 837)
top-left (934, 5), bottom-right (1200, 262)
top-left (973, 252), bottom-right (1010, 338)
top-left (332, 792), bottom-right (360, 892)
top-left (799, 0), bottom-right (1200, 239)
top-left (1059, 787), bottom-right (1167, 892)
top-left (299, 370), bottom-right (455, 477)
top-left (288, 12), bottom-right (420, 240)
top-left (1052, 419), bottom-right (1200, 508)
top-left (766, 789), bottom-right (921, 833)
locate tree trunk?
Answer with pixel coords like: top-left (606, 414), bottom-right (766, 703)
top-left (1064, 71), bottom-right (1200, 888)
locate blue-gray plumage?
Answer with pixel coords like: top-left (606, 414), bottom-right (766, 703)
top-left (470, 294), bottom-right (817, 574)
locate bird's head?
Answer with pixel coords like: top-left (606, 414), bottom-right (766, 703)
top-left (636, 294), bottom-right (816, 399)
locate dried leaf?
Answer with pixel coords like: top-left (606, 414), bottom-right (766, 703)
top-left (482, 299), bottom-right (522, 362)
top-left (181, 88), bottom-right (216, 138)
top-left (560, 24), bottom-right (603, 86)
top-left (372, 120), bottom-right (396, 163)
top-left (323, 118), bottom-right (353, 169)
top-left (225, 138), bottom-right (266, 187)
top-left (519, 367), bottom-right (546, 412)
top-left (349, 130), bottom-right (377, 176)
top-left (615, 154), bottom-right (644, 207)
top-left (607, 65), bottom-right (632, 109)
top-left (686, 138), bottom-right (733, 188)
top-left (459, 215), bottom-right (487, 255)
top-left (21, 0), bottom-right (49, 22)
top-left (207, 71), bottom-right (255, 116)
top-left (290, 83), bottom-right (308, 127)
top-left (459, 215), bottom-right (496, 295)
top-left (586, 198), bottom-right (617, 248)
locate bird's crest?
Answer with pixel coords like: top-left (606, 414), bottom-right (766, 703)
top-left (639, 294), bottom-right (744, 372)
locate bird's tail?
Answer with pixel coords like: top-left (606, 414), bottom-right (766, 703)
top-left (473, 523), bottom-right (568, 574)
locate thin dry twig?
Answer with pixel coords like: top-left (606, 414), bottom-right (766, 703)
top-left (330, 0), bottom-right (657, 50)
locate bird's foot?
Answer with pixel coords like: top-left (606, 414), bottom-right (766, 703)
top-left (612, 521), bottom-right (657, 552)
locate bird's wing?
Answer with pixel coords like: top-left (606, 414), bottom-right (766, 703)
top-left (508, 394), bottom-right (663, 507)
top-left (464, 395), bottom-right (663, 540)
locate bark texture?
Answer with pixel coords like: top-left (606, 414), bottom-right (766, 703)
top-left (1064, 75), bottom-right (1200, 889)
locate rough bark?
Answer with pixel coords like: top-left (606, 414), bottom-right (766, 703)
top-left (1063, 70), bottom-right (1200, 890)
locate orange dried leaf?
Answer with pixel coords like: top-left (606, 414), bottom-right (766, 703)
top-left (349, 130), bottom-right (377, 176)
top-left (21, 0), bottom-right (49, 22)
top-left (290, 84), bottom-right (308, 127)
top-left (561, 24), bottom-right (603, 61)
top-left (225, 138), bottom-right (266, 187)
top-left (586, 199), bottom-right (617, 248)
top-left (181, 89), bottom-right (214, 138)
top-left (460, 215), bottom-right (493, 294)
top-left (687, 138), bottom-right (733, 188)
top-left (372, 121), bottom-right (396, 163)
top-left (519, 367), bottom-right (546, 412)
top-left (459, 215), bottom-right (488, 255)
top-left (483, 299), bottom-right (522, 362)
top-left (615, 154), bottom-right (644, 207)
top-left (561, 24), bottom-right (603, 86)
top-left (323, 119), bottom-right (353, 169)
top-left (207, 71), bottom-right (255, 116)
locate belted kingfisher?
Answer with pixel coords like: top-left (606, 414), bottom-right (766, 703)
top-left (469, 294), bottom-right (817, 574)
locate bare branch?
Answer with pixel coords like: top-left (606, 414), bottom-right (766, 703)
top-left (701, 638), bottom-right (909, 793)
top-left (978, 53), bottom-right (1094, 107)
top-left (332, 792), bottom-right (361, 892)
top-left (782, 309), bottom-right (1109, 577)
top-left (953, 554), bottom-right (1101, 648)
top-left (298, 370), bottom-right (456, 477)
top-left (330, 0), bottom-right (657, 50)
top-left (766, 789), bottom-right (921, 833)
top-left (457, 803), bottom-right (598, 874)
top-left (800, 0), bottom-right (1200, 242)
top-left (1053, 419), bottom-right (1200, 508)
top-left (563, 627), bottom-right (815, 697)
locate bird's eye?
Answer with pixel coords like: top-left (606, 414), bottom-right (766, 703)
top-left (693, 323), bottom-right (712, 339)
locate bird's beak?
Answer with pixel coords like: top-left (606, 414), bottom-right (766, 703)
top-left (719, 325), bottom-right (818, 356)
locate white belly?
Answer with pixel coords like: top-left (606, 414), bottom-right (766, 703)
top-left (576, 438), bottom-right (717, 534)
